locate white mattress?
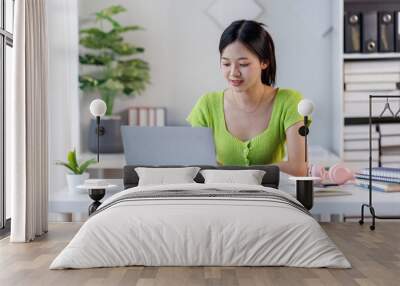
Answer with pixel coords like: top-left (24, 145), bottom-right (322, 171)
top-left (50, 183), bottom-right (351, 269)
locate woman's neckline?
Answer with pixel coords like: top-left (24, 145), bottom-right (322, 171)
top-left (221, 87), bottom-right (280, 144)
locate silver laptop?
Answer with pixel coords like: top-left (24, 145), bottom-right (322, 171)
top-left (121, 126), bottom-right (217, 165)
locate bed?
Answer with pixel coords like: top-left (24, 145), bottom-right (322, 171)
top-left (50, 165), bottom-right (351, 269)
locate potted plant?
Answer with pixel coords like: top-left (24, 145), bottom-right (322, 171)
top-left (56, 149), bottom-right (97, 192)
top-left (79, 5), bottom-right (150, 153)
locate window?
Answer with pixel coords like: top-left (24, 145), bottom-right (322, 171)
top-left (1, 0), bottom-right (14, 233)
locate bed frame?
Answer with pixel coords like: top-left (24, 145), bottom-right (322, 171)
top-left (123, 165), bottom-right (280, 189)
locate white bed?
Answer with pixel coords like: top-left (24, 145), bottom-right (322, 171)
top-left (50, 183), bottom-right (351, 269)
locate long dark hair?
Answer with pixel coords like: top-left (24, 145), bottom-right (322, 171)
top-left (219, 20), bottom-right (276, 86)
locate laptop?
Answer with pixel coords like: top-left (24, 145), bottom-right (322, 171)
top-left (121, 126), bottom-right (217, 166)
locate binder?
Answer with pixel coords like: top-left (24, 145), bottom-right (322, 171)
top-left (378, 11), bottom-right (395, 52)
top-left (362, 11), bottom-right (378, 53)
top-left (344, 12), bottom-right (361, 53)
top-left (396, 11), bottom-right (400, 52)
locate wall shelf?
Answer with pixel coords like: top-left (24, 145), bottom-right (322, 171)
top-left (344, 53), bottom-right (400, 61)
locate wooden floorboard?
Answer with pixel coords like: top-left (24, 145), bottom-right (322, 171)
top-left (0, 222), bottom-right (399, 286)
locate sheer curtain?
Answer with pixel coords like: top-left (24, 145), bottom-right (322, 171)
top-left (10, 0), bottom-right (49, 242)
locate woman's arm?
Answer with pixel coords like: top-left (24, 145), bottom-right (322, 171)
top-left (273, 122), bottom-right (308, 176)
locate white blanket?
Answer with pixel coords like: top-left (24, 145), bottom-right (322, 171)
top-left (50, 183), bottom-right (351, 269)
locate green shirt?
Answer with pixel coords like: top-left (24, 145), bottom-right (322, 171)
top-left (186, 88), bottom-right (305, 166)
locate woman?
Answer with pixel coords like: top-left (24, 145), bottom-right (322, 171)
top-left (187, 20), bottom-right (309, 176)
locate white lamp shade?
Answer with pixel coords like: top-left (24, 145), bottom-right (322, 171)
top-left (297, 99), bottom-right (314, 116)
top-left (89, 99), bottom-right (107, 117)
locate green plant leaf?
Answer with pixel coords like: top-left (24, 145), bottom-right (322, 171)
top-left (95, 5), bottom-right (126, 29)
top-left (67, 150), bottom-right (79, 171)
top-left (110, 42), bottom-right (143, 55)
top-left (111, 25), bottom-right (143, 34)
top-left (99, 79), bottom-right (125, 93)
top-left (98, 5), bottom-right (126, 17)
top-left (78, 158), bottom-right (97, 174)
top-left (79, 53), bottom-right (114, 65)
top-left (79, 75), bottom-right (99, 91)
top-left (55, 161), bottom-right (79, 174)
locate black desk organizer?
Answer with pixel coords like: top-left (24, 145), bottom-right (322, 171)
top-left (356, 95), bottom-right (400, 230)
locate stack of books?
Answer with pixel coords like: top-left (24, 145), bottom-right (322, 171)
top-left (343, 60), bottom-right (400, 168)
top-left (123, 107), bottom-right (166, 127)
top-left (355, 167), bottom-right (400, 192)
top-left (344, 61), bottom-right (400, 118)
top-left (343, 124), bottom-right (400, 167)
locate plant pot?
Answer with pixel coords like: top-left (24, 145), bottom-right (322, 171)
top-left (66, 173), bottom-right (89, 192)
top-left (89, 115), bottom-right (124, 153)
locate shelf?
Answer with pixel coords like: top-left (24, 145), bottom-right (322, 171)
top-left (344, 53), bottom-right (400, 61)
top-left (344, 117), bottom-right (400, 125)
top-left (80, 153), bottom-right (125, 169)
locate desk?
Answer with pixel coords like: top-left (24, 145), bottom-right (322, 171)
top-left (280, 172), bottom-right (400, 222)
top-left (49, 175), bottom-right (400, 222)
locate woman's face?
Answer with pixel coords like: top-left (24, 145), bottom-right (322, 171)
top-left (220, 41), bottom-right (267, 92)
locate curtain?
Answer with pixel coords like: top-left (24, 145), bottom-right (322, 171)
top-left (10, 0), bottom-right (49, 242)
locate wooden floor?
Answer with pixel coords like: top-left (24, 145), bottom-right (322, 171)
top-left (0, 222), bottom-right (399, 286)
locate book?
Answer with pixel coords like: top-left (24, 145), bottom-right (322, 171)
top-left (344, 150), bottom-right (379, 161)
top-left (345, 82), bottom-right (398, 92)
top-left (344, 60), bottom-right (400, 74)
top-left (355, 179), bottom-right (400, 192)
top-left (148, 108), bottom-right (156, 126)
top-left (344, 139), bottom-right (379, 150)
top-left (355, 174), bottom-right (400, 184)
top-left (358, 167), bottom-right (400, 179)
top-left (344, 73), bottom-right (400, 83)
top-left (344, 133), bottom-right (379, 140)
top-left (344, 90), bottom-right (400, 102)
top-left (344, 99), bottom-right (399, 117)
top-left (344, 123), bottom-right (400, 135)
top-left (139, 108), bottom-right (148, 127)
top-left (381, 154), bottom-right (400, 163)
top-left (127, 108), bottom-right (138, 126)
top-left (313, 188), bottom-right (352, 197)
top-left (126, 107), bottom-right (166, 127)
top-left (381, 145), bottom-right (400, 154)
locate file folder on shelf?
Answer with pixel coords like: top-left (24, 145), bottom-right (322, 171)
top-left (378, 11), bottom-right (395, 52)
top-left (362, 11), bottom-right (378, 53)
top-left (396, 11), bottom-right (400, 52)
top-left (344, 11), bottom-right (361, 53)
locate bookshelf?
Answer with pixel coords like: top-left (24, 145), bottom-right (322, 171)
top-left (332, 0), bottom-right (400, 169)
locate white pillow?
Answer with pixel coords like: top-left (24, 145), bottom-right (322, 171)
top-left (200, 169), bottom-right (266, 185)
top-left (135, 167), bottom-right (200, 186)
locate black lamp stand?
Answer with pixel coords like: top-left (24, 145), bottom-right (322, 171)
top-left (95, 116), bottom-right (105, 162)
top-left (88, 188), bottom-right (106, 215)
top-left (297, 115), bottom-right (314, 210)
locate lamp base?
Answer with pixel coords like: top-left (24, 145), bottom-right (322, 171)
top-left (296, 180), bottom-right (314, 210)
top-left (88, 188), bottom-right (106, 215)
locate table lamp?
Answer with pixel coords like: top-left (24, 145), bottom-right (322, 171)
top-left (297, 99), bottom-right (314, 162)
top-left (89, 99), bottom-right (107, 162)
top-left (289, 99), bottom-right (317, 210)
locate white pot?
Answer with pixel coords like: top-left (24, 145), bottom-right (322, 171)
top-left (66, 173), bottom-right (89, 192)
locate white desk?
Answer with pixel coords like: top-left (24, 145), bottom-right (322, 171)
top-left (280, 172), bottom-right (400, 221)
top-left (49, 175), bottom-right (400, 222)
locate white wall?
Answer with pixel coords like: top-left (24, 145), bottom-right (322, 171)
top-left (78, 0), bottom-right (335, 151)
top-left (47, 0), bottom-right (80, 193)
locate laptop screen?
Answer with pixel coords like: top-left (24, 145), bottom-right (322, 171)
top-left (121, 126), bottom-right (217, 166)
